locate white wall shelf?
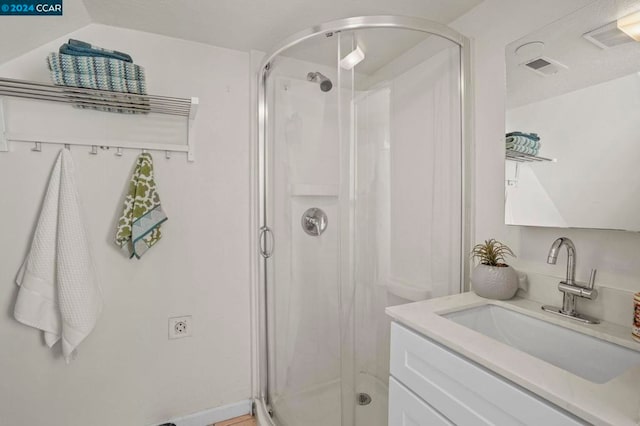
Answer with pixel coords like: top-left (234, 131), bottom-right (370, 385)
top-left (506, 149), bottom-right (555, 163)
top-left (0, 77), bottom-right (198, 161)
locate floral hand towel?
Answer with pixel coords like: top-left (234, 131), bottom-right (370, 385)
top-left (115, 153), bottom-right (167, 258)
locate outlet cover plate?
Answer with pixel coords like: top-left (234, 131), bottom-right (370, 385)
top-left (168, 316), bottom-right (192, 339)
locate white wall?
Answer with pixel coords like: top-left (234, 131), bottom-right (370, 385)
top-left (0, 24), bottom-right (251, 426)
top-left (0, 0), bottom-right (91, 64)
top-left (450, 0), bottom-right (640, 327)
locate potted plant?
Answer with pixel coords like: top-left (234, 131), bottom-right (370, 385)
top-left (470, 239), bottom-right (519, 300)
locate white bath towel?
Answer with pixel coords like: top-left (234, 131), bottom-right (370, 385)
top-left (14, 149), bottom-right (102, 363)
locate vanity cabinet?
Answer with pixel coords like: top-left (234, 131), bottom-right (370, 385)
top-left (389, 377), bottom-right (453, 425)
top-left (388, 322), bottom-right (586, 426)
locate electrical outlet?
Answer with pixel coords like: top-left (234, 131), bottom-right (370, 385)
top-left (168, 316), bottom-right (192, 339)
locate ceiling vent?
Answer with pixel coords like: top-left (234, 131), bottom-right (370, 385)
top-left (520, 56), bottom-right (567, 77)
top-left (583, 21), bottom-right (634, 49)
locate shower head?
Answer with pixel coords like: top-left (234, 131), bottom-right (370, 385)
top-left (307, 72), bottom-right (333, 92)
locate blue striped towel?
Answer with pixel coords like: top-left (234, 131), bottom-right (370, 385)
top-left (61, 92), bottom-right (150, 115)
top-left (508, 145), bottom-right (539, 156)
top-left (506, 131), bottom-right (541, 155)
top-left (506, 131), bottom-right (540, 142)
top-left (49, 70), bottom-right (147, 95)
top-left (47, 53), bottom-right (145, 82)
top-left (506, 135), bottom-right (540, 150)
top-left (49, 69), bottom-right (149, 114)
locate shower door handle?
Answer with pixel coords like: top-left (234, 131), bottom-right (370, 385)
top-left (259, 226), bottom-right (274, 258)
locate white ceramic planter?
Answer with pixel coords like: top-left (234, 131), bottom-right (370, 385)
top-left (471, 264), bottom-right (519, 300)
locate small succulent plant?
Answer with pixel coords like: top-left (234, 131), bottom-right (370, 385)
top-left (471, 239), bottom-right (515, 267)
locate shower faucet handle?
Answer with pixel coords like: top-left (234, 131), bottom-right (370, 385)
top-left (301, 208), bottom-right (328, 236)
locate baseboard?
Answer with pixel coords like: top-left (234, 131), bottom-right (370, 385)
top-left (162, 399), bottom-right (253, 426)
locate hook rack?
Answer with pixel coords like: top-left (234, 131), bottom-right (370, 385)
top-left (26, 143), bottom-right (177, 159)
top-left (0, 77), bottom-right (199, 161)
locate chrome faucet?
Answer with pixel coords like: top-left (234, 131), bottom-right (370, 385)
top-left (541, 237), bottom-right (599, 324)
top-left (547, 237), bottom-right (576, 285)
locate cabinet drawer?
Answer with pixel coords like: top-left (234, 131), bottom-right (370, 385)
top-left (390, 322), bottom-right (585, 426)
top-left (389, 376), bottom-right (453, 426)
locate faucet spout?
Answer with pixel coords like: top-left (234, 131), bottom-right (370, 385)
top-left (547, 237), bottom-right (576, 285)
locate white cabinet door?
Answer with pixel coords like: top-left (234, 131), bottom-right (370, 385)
top-left (389, 377), bottom-right (453, 426)
top-left (390, 322), bottom-right (586, 426)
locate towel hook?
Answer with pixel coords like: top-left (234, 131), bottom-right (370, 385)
top-left (165, 150), bottom-right (171, 159)
top-left (89, 145), bottom-right (98, 155)
top-left (142, 149), bottom-right (148, 154)
top-left (64, 144), bottom-right (70, 150)
top-left (31, 142), bottom-right (42, 152)
top-left (115, 147), bottom-right (123, 157)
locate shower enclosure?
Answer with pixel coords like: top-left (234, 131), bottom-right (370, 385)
top-left (256, 16), bottom-right (471, 426)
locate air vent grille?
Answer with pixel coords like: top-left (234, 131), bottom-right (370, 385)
top-left (521, 56), bottom-right (567, 77)
top-left (583, 21), bottom-right (634, 49)
top-left (526, 58), bottom-right (552, 70)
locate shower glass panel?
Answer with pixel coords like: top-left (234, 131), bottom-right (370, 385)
top-left (261, 23), bottom-right (464, 426)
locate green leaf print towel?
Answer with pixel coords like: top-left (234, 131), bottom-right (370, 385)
top-left (115, 153), bottom-right (167, 258)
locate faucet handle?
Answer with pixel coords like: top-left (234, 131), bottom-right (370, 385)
top-left (587, 269), bottom-right (597, 290)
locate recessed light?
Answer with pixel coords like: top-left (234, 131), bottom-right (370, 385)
top-left (618, 10), bottom-right (640, 41)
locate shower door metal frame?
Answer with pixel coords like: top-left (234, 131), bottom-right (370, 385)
top-left (254, 14), bottom-right (474, 419)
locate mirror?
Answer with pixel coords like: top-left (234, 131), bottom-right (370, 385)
top-left (505, 0), bottom-right (640, 231)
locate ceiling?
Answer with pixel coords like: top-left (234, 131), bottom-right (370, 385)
top-left (507, 0), bottom-right (640, 108)
top-left (82, 0), bottom-right (481, 54)
top-left (280, 28), bottom-right (443, 76)
top-left (0, 0), bottom-right (482, 67)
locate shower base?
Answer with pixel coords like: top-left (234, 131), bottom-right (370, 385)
top-left (265, 373), bottom-right (387, 426)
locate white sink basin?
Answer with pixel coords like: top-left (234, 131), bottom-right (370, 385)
top-left (443, 304), bottom-right (640, 383)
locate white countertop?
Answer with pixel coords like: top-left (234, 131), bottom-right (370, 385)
top-left (386, 292), bottom-right (640, 426)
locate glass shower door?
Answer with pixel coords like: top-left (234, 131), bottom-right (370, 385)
top-left (347, 29), bottom-right (463, 426)
top-left (264, 33), bottom-right (347, 426)
top-left (261, 25), bottom-right (464, 426)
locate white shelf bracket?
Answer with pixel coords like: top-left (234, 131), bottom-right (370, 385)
top-left (186, 97), bottom-right (199, 162)
top-left (0, 97), bottom-right (8, 152)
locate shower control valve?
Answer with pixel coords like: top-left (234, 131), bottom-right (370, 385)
top-left (301, 208), bottom-right (328, 236)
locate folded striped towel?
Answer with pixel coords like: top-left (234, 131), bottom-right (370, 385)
top-left (506, 135), bottom-right (540, 149)
top-left (60, 39), bottom-right (133, 63)
top-left (506, 131), bottom-right (540, 142)
top-left (65, 91), bottom-right (150, 115)
top-left (71, 99), bottom-right (150, 115)
top-left (49, 70), bottom-right (147, 94)
top-left (505, 131), bottom-right (541, 155)
top-left (507, 145), bottom-right (539, 156)
top-left (47, 52), bottom-right (145, 81)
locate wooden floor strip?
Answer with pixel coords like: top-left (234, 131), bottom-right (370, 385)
top-left (212, 414), bottom-right (256, 426)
